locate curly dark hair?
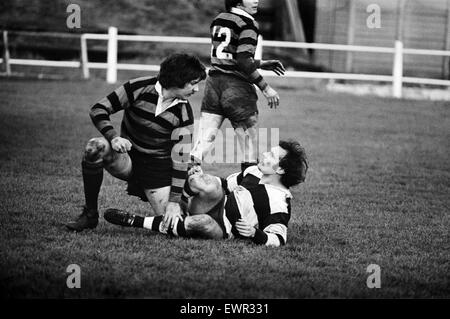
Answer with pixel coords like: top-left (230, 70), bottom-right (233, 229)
top-left (225, 0), bottom-right (242, 11)
top-left (278, 140), bottom-right (308, 188)
top-left (158, 53), bottom-right (206, 89)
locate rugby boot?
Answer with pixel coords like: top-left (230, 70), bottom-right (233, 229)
top-left (66, 206), bottom-right (99, 231)
top-left (104, 208), bottom-right (136, 227)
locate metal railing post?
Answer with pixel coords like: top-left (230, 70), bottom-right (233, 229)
top-left (80, 34), bottom-right (90, 79)
top-left (345, 0), bottom-right (356, 73)
top-left (392, 40), bottom-right (404, 98)
top-left (106, 26), bottom-right (118, 84)
top-left (2, 30), bottom-right (11, 75)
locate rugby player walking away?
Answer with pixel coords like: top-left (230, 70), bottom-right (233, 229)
top-left (190, 0), bottom-right (286, 172)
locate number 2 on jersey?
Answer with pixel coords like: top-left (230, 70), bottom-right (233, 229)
top-left (211, 26), bottom-right (233, 60)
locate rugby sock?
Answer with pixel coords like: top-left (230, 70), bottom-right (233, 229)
top-left (82, 160), bottom-right (104, 211)
top-left (142, 216), bottom-right (188, 237)
top-left (170, 219), bottom-right (188, 237)
top-left (183, 180), bottom-right (197, 197)
top-left (143, 216), bottom-right (165, 233)
top-left (130, 215), bottom-right (144, 228)
top-left (235, 126), bottom-right (258, 165)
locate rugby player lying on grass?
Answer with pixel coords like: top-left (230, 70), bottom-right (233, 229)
top-left (104, 140), bottom-right (308, 247)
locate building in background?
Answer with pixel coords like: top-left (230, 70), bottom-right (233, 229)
top-left (258, 0), bottom-right (450, 80)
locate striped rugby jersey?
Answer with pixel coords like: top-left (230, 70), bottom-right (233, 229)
top-left (89, 76), bottom-right (194, 203)
top-left (209, 7), bottom-right (268, 91)
top-left (224, 165), bottom-right (293, 247)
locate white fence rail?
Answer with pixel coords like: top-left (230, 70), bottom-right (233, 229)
top-left (2, 27), bottom-right (450, 98)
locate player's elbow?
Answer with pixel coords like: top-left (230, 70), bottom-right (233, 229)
top-left (236, 54), bottom-right (255, 74)
top-left (89, 109), bottom-right (96, 121)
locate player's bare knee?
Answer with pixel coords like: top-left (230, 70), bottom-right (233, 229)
top-left (188, 214), bottom-right (212, 229)
top-left (84, 137), bottom-right (110, 162)
top-left (206, 132), bottom-right (217, 143)
top-left (186, 214), bottom-right (221, 239)
top-left (233, 115), bottom-right (258, 130)
top-left (245, 114), bottom-right (258, 128)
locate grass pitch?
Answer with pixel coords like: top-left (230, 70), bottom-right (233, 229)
top-left (0, 76), bottom-right (449, 298)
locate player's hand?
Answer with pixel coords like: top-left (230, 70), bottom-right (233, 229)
top-left (162, 202), bottom-right (184, 232)
top-left (260, 60), bottom-right (285, 76)
top-left (188, 164), bottom-right (203, 176)
top-left (111, 137), bottom-right (132, 153)
top-left (235, 219), bottom-right (256, 238)
top-left (262, 86), bottom-right (280, 109)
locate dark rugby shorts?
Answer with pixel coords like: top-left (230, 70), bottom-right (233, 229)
top-left (126, 149), bottom-right (172, 201)
top-left (201, 73), bottom-right (258, 128)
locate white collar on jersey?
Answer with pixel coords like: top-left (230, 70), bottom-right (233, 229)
top-left (265, 184), bottom-right (293, 199)
top-left (245, 165), bottom-right (293, 199)
top-left (230, 7), bottom-right (255, 21)
top-left (154, 81), bottom-right (186, 117)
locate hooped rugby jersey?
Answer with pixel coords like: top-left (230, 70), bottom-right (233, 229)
top-left (223, 165), bottom-right (293, 247)
top-left (90, 76), bottom-right (194, 202)
top-left (209, 8), bottom-right (268, 91)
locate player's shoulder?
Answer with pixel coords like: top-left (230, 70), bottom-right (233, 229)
top-left (213, 11), bottom-right (249, 29)
top-left (239, 166), bottom-right (263, 189)
top-left (129, 76), bottom-right (156, 85)
top-left (264, 184), bottom-right (292, 198)
top-left (243, 165), bottom-right (263, 178)
top-left (128, 76), bottom-right (157, 90)
top-left (262, 184), bottom-right (292, 215)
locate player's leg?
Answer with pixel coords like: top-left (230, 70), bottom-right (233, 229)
top-left (104, 209), bottom-right (224, 240)
top-left (82, 137), bottom-right (133, 209)
top-left (104, 173), bottom-right (226, 239)
top-left (126, 154), bottom-right (172, 215)
top-left (143, 186), bottom-right (171, 216)
top-left (66, 137), bottom-right (132, 231)
top-left (191, 112), bottom-right (224, 164)
top-left (191, 75), bottom-right (225, 164)
top-left (184, 214), bottom-right (224, 239)
top-left (186, 174), bottom-right (225, 216)
top-left (233, 113), bottom-right (259, 172)
top-left (221, 75), bottom-right (259, 173)
top-left (184, 174), bottom-right (228, 238)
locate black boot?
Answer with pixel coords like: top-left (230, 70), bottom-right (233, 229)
top-left (66, 206), bottom-right (99, 231)
top-left (104, 208), bottom-right (139, 227)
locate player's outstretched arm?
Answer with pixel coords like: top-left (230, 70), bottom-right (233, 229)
top-left (260, 60), bottom-right (285, 76)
